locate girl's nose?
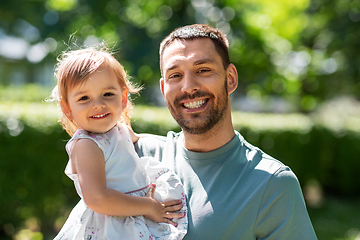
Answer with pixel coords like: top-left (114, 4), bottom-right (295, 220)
top-left (93, 99), bottom-right (105, 109)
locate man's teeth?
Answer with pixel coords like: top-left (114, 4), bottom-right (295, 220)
top-left (184, 100), bottom-right (205, 109)
top-left (92, 113), bottom-right (107, 118)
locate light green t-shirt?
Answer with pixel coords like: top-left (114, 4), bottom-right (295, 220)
top-left (135, 130), bottom-right (317, 240)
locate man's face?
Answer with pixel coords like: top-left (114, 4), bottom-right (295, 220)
top-left (160, 38), bottom-right (234, 134)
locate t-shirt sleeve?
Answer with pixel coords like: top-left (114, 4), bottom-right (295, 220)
top-left (134, 134), bottom-right (167, 162)
top-left (254, 167), bottom-right (318, 240)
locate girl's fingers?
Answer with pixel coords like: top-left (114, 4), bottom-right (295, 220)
top-left (164, 203), bottom-right (184, 212)
top-left (146, 184), bottom-right (156, 198)
top-left (161, 218), bottom-right (178, 227)
top-left (164, 211), bottom-right (186, 220)
top-left (162, 199), bottom-right (183, 207)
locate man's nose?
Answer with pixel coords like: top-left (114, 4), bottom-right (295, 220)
top-left (181, 72), bottom-right (200, 94)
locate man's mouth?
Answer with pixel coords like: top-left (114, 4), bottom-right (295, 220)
top-left (183, 99), bottom-right (207, 109)
top-left (91, 113), bottom-right (109, 118)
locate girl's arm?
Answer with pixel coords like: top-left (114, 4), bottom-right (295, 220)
top-left (71, 138), bottom-right (184, 225)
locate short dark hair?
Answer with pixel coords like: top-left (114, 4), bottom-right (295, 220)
top-left (159, 24), bottom-right (230, 76)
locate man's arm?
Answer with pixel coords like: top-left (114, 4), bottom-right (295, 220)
top-left (254, 167), bottom-right (318, 239)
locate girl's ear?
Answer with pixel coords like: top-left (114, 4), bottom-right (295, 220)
top-left (122, 89), bottom-right (128, 109)
top-left (60, 101), bottom-right (73, 121)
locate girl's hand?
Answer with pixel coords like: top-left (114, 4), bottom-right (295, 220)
top-left (144, 184), bottom-right (185, 226)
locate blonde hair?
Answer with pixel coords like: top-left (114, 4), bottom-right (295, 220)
top-left (51, 44), bottom-right (141, 136)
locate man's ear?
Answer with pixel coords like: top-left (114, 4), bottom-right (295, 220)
top-left (60, 101), bottom-right (73, 121)
top-left (122, 89), bottom-right (128, 109)
top-left (160, 78), bottom-right (165, 96)
top-left (226, 63), bottom-right (238, 94)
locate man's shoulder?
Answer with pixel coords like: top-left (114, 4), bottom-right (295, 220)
top-left (137, 133), bottom-right (166, 143)
top-left (135, 131), bottom-right (182, 158)
top-left (136, 133), bottom-right (167, 151)
top-left (234, 131), bottom-right (290, 176)
top-left (137, 131), bottom-right (181, 146)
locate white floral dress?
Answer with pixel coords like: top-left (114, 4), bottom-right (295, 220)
top-left (54, 123), bottom-right (187, 240)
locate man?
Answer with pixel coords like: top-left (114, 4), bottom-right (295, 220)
top-left (135, 24), bottom-right (317, 239)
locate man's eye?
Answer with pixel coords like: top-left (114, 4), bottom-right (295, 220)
top-left (78, 96), bottom-right (89, 101)
top-left (167, 73), bottom-right (181, 81)
top-left (170, 74), bottom-right (179, 79)
top-left (198, 68), bottom-right (210, 73)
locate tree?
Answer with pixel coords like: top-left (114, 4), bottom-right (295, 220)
top-left (0, 0), bottom-right (359, 111)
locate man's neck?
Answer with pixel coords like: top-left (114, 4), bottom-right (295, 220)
top-left (182, 116), bottom-right (235, 152)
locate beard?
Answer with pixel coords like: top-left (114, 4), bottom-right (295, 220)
top-left (165, 78), bottom-right (229, 135)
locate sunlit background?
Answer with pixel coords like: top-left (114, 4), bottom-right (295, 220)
top-left (1, 0), bottom-right (360, 239)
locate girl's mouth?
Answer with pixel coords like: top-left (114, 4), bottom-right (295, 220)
top-left (91, 113), bottom-right (109, 118)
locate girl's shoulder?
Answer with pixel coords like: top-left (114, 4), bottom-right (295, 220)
top-left (66, 128), bottom-right (116, 157)
top-left (72, 129), bottom-right (111, 146)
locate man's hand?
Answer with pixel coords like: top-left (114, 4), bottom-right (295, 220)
top-left (126, 125), bottom-right (140, 143)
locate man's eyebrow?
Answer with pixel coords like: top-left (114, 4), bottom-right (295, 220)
top-left (165, 58), bottom-right (217, 73)
top-left (194, 58), bottom-right (216, 66)
top-left (165, 64), bottom-right (178, 72)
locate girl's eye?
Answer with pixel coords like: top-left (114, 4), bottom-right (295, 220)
top-left (78, 96), bottom-right (89, 101)
top-left (104, 92), bottom-right (114, 97)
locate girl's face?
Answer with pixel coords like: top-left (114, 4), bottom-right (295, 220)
top-left (65, 66), bottom-right (127, 133)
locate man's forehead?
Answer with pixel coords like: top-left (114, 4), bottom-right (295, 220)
top-left (164, 38), bottom-right (214, 52)
top-left (162, 38), bottom-right (216, 64)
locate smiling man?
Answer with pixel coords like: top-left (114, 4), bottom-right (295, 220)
top-left (135, 24), bottom-right (317, 239)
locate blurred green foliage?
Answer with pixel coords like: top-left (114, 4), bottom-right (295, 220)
top-left (0, 84), bottom-right (53, 103)
top-left (308, 198), bottom-right (360, 239)
top-left (1, 0), bottom-right (360, 111)
top-left (1, 99), bottom-right (360, 239)
top-left (1, 0), bottom-right (360, 238)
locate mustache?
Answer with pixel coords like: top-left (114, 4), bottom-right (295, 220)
top-left (175, 91), bottom-right (214, 103)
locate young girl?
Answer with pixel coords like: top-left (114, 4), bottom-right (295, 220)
top-left (51, 45), bottom-right (187, 240)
